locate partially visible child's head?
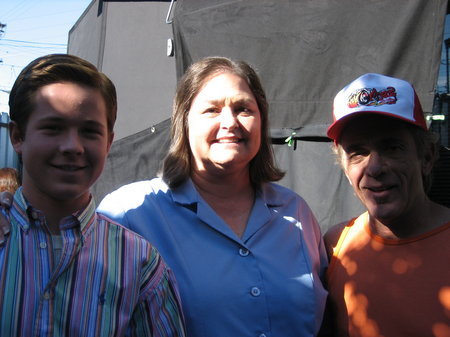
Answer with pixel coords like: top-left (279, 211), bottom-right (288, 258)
top-left (0, 167), bottom-right (20, 194)
top-left (9, 54), bottom-right (117, 137)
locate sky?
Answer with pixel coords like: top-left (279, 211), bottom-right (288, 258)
top-left (0, 0), bottom-right (92, 113)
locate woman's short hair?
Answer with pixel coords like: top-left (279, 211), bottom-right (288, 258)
top-left (162, 56), bottom-right (284, 188)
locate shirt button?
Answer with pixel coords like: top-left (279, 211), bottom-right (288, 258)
top-left (239, 248), bottom-right (249, 257)
top-left (43, 292), bottom-right (51, 300)
top-left (251, 287), bottom-right (261, 297)
top-left (259, 334), bottom-right (267, 337)
top-left (40, 242), bottom-right (47, 249)
top-left (31, 211), bottom-right (39, 220)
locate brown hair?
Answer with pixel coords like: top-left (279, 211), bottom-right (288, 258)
top-left (0, 167), bottom-right (20, 193)
top-left (161, 56), bottom-right (284, 188)
top-left (9, 54), bottom-right (117, 137)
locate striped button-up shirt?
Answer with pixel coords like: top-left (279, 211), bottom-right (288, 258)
top-left (0, 188), bottom-right (185, 337)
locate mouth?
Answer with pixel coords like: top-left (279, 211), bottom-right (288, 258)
top-left (52, 164), bottom-right (86, 172)
top-left (364, 185), bottom-right (396, 199)
top-left (366, 185), bottom-right (393, 192)
top-left (213, 137), bottom-right (242, 144)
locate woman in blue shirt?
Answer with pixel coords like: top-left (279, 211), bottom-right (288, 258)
top-left (79, 57), bottom-right (329, 336)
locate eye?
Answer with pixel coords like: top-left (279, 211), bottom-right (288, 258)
top-left (345, 147), bottom-right (369, 162)
top-left (382, 142), bottom-right (405, 154)
top-left (40, 124), bottom-right (64, 134)
top-left (81, 126), bottom-right (105, 138)
top-left (235, 105), bottom-right (253, 115)
top-left (348, 152), bottom-right (363, 160)
top-left (203, 107), bottom-right (220, 115)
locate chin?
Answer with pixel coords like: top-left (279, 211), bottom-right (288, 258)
top-left (50, 185), bottom-right (90, 201)
top-left (368, 204), bottom-right (403, 224)
top-left (211, 156), bottom-right (237, 166)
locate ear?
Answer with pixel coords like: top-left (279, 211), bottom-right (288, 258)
top-left (9, 121), bottom-right (24, 155)
top-left (106, 131), bottom-right (114, 153)
top-left (335, 144), bottom-right (352, 185)
top-left (344, 170), bottom-right (353, 186)
top-left (421, 146), bottom-right (435, 176)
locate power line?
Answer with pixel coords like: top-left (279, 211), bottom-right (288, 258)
top-left (0, 63), bottom-right (27, 69)
top-left (0, 0), bottom-right (31, 22)
top-left (1, 38), bottom-right (66, 47)
top-left (0, 43), bottom-right (66, 51)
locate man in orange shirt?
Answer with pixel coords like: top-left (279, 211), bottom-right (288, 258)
top-left (324, 73), bottom-right (450, 337)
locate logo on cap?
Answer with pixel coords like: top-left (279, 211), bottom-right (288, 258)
top-left (348, 86), bottom-right (397, 108)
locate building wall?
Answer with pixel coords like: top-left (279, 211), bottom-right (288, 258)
top-left (68, 0), bottom-right (177, 140)
top-left (0, 112), bottom-right (19, 169)
top-left (68, 0), bottom-right (103, 67)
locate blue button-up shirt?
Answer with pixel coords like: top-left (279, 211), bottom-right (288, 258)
top-left (98, 178), bottom-right (328, 337)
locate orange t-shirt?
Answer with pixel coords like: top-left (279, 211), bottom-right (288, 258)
top-left (327, 212), bottom-right (450, 337)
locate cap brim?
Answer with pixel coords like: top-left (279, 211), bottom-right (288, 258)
top-left (327, 110), bottom-right (423, 141)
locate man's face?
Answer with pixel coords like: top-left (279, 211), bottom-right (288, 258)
top-left (338, 115), bottom-right (429, 225)
top-left (10, 82), bottom-right (113, 210)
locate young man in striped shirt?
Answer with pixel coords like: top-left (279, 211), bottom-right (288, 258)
top-left (0, 54), bottom-right (186, 337)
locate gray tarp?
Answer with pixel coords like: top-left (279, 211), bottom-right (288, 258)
top-left (93, 0), bottom-right (447, 232)
top-left (93, 118), bottom-right (171, 200)
top-left (173, 0), bottom-right (446, 136)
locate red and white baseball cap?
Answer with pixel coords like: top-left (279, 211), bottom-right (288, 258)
top-left (327, 73), bottom-right (427, 141)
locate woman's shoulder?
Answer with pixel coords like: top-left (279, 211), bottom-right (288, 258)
top-left (98, 178), bottom-right (169, 210)
top-left (263, 182), bottom-right (308, 204)
top-left (110, 177), bottom-right (168, 195)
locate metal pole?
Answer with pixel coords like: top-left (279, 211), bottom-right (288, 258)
top-left (445, 38), bottom-right (450, 93)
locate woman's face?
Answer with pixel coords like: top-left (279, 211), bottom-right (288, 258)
top-left (187, 72), bottom-right (261, 176)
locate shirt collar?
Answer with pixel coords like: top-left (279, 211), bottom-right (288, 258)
top-left (259, 183), bottom-right (285, 208)
top-left (171, 178), bottom-right (284, 209)
top-left (171, 178), bottom-right (200, 206)
top-left (11, 187), bottom-right (97, 234)
top-left (73, 195), bottom-right (97, 235)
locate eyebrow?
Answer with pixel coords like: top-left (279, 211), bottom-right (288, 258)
top-left (344, 137), bottom-right (405, 151)
top-left (207, 96), bottom-right (257, 106)
top-left (343, 143), bottom-right (364, 153)
top-left (37, 116), bottom-right (106, 128)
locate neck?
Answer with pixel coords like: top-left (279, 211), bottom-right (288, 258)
top-left (191, 167), bottom-right (253, 198)
top-left (21, 188), bottom-right (89, 235)
top-left (191, 169), bottom-right (255, 237)
top-left (369, 198), bottom-right (450, 239)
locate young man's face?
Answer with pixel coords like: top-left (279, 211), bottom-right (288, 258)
top-left (338, 116), bottom-right (430, 225)
top-left (10, 82), bottom-right (113, 210)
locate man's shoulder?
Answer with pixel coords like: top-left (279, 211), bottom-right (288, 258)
top-left (95, 211), bottom-right (154, 248)
top-left (324, 216), bottom-right (361, 260)
top-left (94, 211), bottom-right (169, 290)
top-left (2, 192), bottom-right (30, 230)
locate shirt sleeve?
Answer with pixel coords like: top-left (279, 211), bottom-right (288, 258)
top-left (129, 246), bottom-right (186, 337)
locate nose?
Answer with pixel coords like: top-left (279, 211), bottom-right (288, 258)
top-left (60, 130), bottom-right (84, 155)
top-left (220, 107), bottom-right (238, 130)
top-left (365, 151), bottom-right (385, 177)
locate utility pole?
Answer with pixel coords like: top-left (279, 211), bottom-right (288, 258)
top-left (0, 22), bottom-right (6, 64)
top-left (445, 38), bottom-right (450, 146)
top-left (445, 38), bottom-right (450, 94)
